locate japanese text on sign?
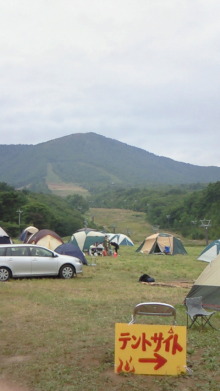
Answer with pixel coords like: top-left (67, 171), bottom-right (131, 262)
top-left (115, 323), bottom-right (186, 375)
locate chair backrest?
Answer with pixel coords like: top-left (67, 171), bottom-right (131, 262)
top-left (130, 302), bottom-right (176, 324)
top-left (185, 296), bottom-right (204, 318)
top-left (185, 296), bottom-right (203, 311)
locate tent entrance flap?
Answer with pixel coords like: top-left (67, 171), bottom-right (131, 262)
top-left (154, 243), bottom-right (163, 253)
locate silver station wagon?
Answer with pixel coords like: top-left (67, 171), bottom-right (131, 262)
top-left (0, 244), bottom-right (83, 281)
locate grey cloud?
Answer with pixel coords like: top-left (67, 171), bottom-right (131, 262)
top-left (0, 1), bottom-right (220, 166)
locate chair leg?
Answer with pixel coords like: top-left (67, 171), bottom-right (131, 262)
top-left (187, 314), bottom-right (192, 328)
top-left (189, 315), bottom-right (217, 330)
top-left (187, 314), bottom-right (195, 328)
top-left (202, 315), bottom-right (217, 330)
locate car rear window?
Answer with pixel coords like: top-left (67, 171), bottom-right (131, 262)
top-left (5, 247), bottom-right (29, 256)
top-left (0, 247), bottom-right (6, 256)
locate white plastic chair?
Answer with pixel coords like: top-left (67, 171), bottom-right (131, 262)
top-left (129, 302), bottom-right (176, 325)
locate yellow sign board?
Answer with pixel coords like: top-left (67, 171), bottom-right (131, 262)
top-left (115, 323), bottom-right (186, 375)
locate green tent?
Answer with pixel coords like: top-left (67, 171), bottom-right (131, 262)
top-left (136, 233), bottom-right (187, 255)
top-left (70, 230), bottom-right (105, 252)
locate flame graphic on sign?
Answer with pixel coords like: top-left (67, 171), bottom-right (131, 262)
top-left (117, 357), bottom-right (135, 373)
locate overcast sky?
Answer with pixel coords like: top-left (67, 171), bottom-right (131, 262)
top-left (1, 0), bottom-right (220, 167)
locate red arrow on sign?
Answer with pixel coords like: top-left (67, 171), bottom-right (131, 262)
top-left (139, 353), bottom-right (167, 370)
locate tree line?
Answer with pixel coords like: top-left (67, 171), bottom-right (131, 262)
top-left (0, 183), bottom-right (91, 238)
top-left (1, 181), bottom-right (220, 241)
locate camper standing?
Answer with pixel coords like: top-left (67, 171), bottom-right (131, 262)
top-left (103, 235), bottom-right (110, 255)
top-left (111, 241), bottom-right (119, 254)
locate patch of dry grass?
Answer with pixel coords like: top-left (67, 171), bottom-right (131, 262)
top-left (47, 182), bottom-right (89, 197)
top-left (46, 163), bottom-right (89, 197)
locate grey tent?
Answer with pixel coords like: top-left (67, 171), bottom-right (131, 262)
top-left (185, 254), bottom-right (220, 310)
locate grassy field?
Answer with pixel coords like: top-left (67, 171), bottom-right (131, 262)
top-left (87, 208), bottom-right (203, 246)
top-left (1, 244), bottom-right (220, 391)
top-left (87, 208), bottom-right (163, 244)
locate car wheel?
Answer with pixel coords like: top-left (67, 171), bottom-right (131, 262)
top-left (59, 264), bottom-right (75, 279)
top-left (0, 267), bottom-right (11, 282)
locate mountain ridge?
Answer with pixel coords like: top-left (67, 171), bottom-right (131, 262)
top-left (0, 132), bottom-right (220, 192)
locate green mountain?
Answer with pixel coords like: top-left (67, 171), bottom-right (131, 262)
top-left (0, 132), bottom-right (220, 192)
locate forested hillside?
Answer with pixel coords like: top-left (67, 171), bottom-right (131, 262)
top-left (0, 183), bottom-right (92, 238)
top-left (0, 180), bottom-right (220, 241)
top-left (90, 182), bottom-right (220, 240)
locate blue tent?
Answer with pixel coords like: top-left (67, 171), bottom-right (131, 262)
top-left (55, 243), bottom-right (88, 265)
top-left (20, 226), bottom-right (39, 242)
top-left (108, 233), bottom-right (134, 246)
